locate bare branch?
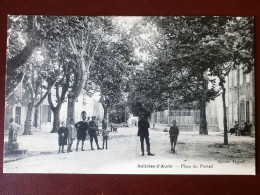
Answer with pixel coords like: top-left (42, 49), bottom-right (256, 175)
top-left (68, 37), bottom-right (78, 54)
top-left (34, 80), bottom-right (56, 108)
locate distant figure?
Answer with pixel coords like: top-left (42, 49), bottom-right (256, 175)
top-left (111, 123), bottom-right (118, 133)
top-left (234, 121), bottom-right (240, 136)
top-left (240, 122), bottom-right (252, 136)
top-left (8, 118), bottom-right (17, 150)
top-left (169, 120), bottom-right (179, 153)
top-left (138, 114), bottom-right (154, 156)
top-left (88, 116), bottom-right (102, 150)
top-left (58, 121), bottom-right (69, 153)
top-left (75, 111), bottom-right (89, 151)
top-left (229, 121), bottom-right (238, 135)
top-left (67, 119), bottom-right (76, 152)
top-left (102, 121), bottom-right (109, 149)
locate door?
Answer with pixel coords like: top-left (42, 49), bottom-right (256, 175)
top-left (240, 102), bottom-right (245, 125)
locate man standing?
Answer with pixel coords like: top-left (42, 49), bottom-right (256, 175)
top-left (88, 116), bottom-right (102, 150)
top-left (169, 120), bottom-right (179, 153)
top-left (75, 111), bottom-right (89, 151)
top-left (138, 114), bottom-right (154, 156)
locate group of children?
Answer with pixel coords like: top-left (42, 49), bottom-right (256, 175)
top-left (57, 112), bottom-right (110, 153)
top-left (58, 116), bottom-right (180, 154)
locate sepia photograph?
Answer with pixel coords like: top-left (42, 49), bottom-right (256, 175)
top-left (3, 15), bottom-right (255, 174)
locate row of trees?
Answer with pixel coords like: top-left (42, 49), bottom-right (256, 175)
top-left (6, 16), bottom-right (254, 145)
top-left (6, 16), bottom-right (136, 134)
top-left (127, 16), bottom-right (254, 145)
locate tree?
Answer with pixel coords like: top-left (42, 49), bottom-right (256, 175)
top-left (88, 26), bottom-right (136, 123)
top-left (22, 49), bottom-right (57, 135)
top-left (46, 48), bottom-right (72, 133)
top-left (153, 16), bottom-right (254, 143)
top-left (6, 15), bottom-right (46, 99)
top-left (63, 16), bottom-right (113, 122)
top-left (204, 17), bottom-right (254, 144)
top-left (147, 16), bottom-right (221, 135)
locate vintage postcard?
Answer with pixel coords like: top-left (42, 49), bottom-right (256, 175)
top-left (3, 15), bottom-right (255, 174)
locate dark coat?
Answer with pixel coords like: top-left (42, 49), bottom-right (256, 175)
top-left (58, 127), bottom-right (69, 146)
top-left (88, 120), bottom-right (98, 137)
top-left (169, 126), bottom-right (179, 137)
top-left (75, 121), bottom-right (89, 141)
top-left (138, 118), bottom-right (150, 137)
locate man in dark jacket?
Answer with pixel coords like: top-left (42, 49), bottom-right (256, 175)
top-left (75, 111), bottom-right (89, 151)
top-left (138, 114), bottom-right (154, 156)
top-left (169, 120), bottom-right (179, 153)
top-left (88, 116), bottom-right (102, 150)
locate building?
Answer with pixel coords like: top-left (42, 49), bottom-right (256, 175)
top-left (5, 83), bottom-right (103, 134)
top-left (4, 83), bottom-right (52, 134)
top-left (227, 65), bottom-right (255, 136)
top-left (60, 92), bottom-right (103, 123)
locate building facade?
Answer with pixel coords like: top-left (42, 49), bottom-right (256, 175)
top-left (227, 66), bottom-right (255, 136)
top-left (5, 84), bottom-right (103, 134)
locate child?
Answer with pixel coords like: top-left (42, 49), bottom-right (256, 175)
top-left (75, 111), bottom-right (89, 151)
top-left (67, 119), bottom-right (76, 152)
top-left (58, 121), bottom-right (68, 153)
top-left (169, 120), bottom-right (179, 153)
top-left (102, 122), bottom-right (109, 149)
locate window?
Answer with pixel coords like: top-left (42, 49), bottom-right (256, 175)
top-left (15, 106), bottom-right (21, 125)
top-left (240, 102), bottom-right (245, 124)
top-left (246, 101), bottom-right (250, 122)
top-left (234, 103), bottom-right (238, 122)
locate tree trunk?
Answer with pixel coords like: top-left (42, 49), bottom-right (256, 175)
top-left (102, 103), bottom-right (109, 126)
top-left (199, 72), bottom-right (208, 135)
top-left (199, 97), bottom-right (208, 135)
top-left (153, 109), bottom-right (156, 129)
top-left (23, 102), bottom-right (34, 135)
top-left (50, 107), bottom-right (61, 133)
top-left (67, 92), bottom-right (76, 123)
top-left (220, 81), bottom-right (228, 145)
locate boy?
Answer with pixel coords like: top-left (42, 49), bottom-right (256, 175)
top-left (75, 111), bottom-right (89, 151)
top-left (169, 120), bottom-right (179, 153)
top-left (88, 116), bottom-right (102, 150)
top-left (58, 121), bottom-right (69, 153)
top-left (67, 119), bottom-right (76, 152)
